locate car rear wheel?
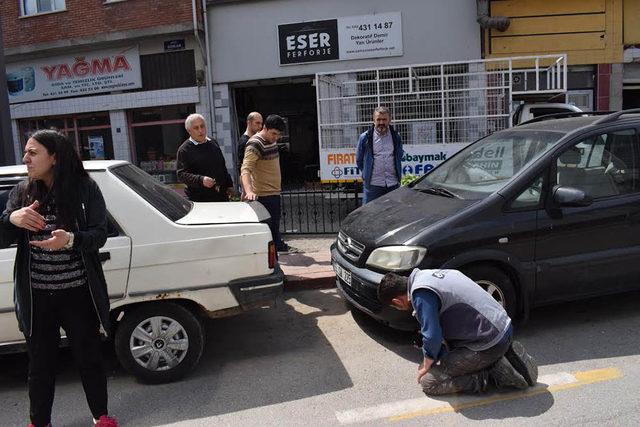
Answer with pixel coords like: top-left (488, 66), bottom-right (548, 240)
top-left (461, 265), bottom-right (517, 319)
top-left (115, 302), bottom-right (205, 383)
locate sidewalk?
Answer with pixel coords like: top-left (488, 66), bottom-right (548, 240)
top-left (279, 235), bottom-right (337, 291)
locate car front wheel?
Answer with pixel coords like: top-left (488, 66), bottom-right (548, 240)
top-left (462, 265), bottom-right (517, 319)
top-left (115, 302), bottom-right (205, 383)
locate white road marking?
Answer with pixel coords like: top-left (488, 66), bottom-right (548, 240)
top-left (335, 370), bottom-right (615, 424)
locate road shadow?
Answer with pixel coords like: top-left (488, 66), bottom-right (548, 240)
top-left (0, 291), bottom-right (354, 426)
top-left (346, 289), bottom-right (640, 420)
top-left (515, 289), bottom-right (640, 366)
top-left (112, 291), bottom-right (353, 426)
top-left (348, 303), bottom-right (422, 364)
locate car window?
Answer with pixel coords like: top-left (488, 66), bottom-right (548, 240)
top-left (414, 129), bottom-right (563, 200)
top-left (530, 107), bottom-right (575, 118)
top-left (111, 164), bottom-right (192, 221)
top-left (556, 129), bottom-right (640, 198)
top-left (510, 175), bottom-right (544, 209)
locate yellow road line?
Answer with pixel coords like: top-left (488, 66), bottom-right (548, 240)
top-left (389, 367), bottom-right (622, 422)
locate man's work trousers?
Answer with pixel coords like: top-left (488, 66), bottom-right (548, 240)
top-left (420, 337), bottom-right (511, 396)
top-left (26, 286), bottom-right (108, 427)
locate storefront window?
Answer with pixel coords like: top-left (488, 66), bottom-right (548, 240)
top-left (18, 113), bottom-right (113, 161)
top-left (128, 104), bottom-right (194, 185)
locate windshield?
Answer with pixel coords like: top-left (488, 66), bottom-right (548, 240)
top-left (111, 164), bottom-right (192, 221)
top-left (413, 129), bottom-right (564, 200)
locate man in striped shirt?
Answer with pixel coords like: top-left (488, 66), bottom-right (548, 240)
top-left (240, 114), bottom-right (289, 252)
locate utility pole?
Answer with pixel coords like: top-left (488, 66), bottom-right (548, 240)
top-left (0, 22), bottom-right (16, 165)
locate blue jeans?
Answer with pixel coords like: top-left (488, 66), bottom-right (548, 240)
top-left (363, 184), bottom-right (399, 204)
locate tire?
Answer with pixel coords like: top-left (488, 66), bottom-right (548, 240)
top-left (461, 265), bottom-right (517, 319)
top-left (115, 302), bottom-right (205, 383)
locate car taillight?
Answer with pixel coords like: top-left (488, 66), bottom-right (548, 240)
top-left (268, 241), bottom-right (276, 268)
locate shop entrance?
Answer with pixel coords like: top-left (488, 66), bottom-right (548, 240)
top-left (233, 78), bottom-right (319, 188)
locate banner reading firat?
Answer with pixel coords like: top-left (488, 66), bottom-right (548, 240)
top-left (320, 144), bottom-right (469, 182)
top-left (5, 46), bottom-right (142, 104)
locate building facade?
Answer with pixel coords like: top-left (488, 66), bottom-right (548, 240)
top-left (206, 0), bottom-right (483, 186)
top-left (2, 0), bottom-right (213, 187)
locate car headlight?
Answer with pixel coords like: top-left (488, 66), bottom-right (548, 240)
top-left (366, 246), bottom-right (427, 271)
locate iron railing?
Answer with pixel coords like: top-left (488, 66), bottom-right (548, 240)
top-left (281, 182), bottom-right (361, 234)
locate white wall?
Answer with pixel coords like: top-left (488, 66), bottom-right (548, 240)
top-left (208, 0), bottom-right (481, 83)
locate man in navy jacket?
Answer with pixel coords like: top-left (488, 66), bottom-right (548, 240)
top-left (356, 107), bottom-right (403, 204)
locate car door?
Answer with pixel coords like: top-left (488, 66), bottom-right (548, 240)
top-left (0, 179), bottom-right (27, 343)
top-left (101, 215), bottom-right (132, 301)
top-left (534, 127), bottom-right (640, 304)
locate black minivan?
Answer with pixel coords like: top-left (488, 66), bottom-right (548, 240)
top-left (331, 110), bottom-right (640, 330)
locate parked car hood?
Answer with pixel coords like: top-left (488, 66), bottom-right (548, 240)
top-left (340, 186), bottom-right (476, 245)
top-left (176, 201), bottom-right (267, 225)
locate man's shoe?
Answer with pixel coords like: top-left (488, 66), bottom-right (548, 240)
top-left (489, 357), bottom-right (528, 390)
top-left (277, 243), bottom-right (301, 254)
top-left (505, 341), bottom-right (538, 386)
top-left (94, 416), bottom-right (119, 427)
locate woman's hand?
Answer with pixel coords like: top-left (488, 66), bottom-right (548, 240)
top-left (9, 201), bottom-right (45, 232)
top-left (30, 229), bottom-right (70, 251)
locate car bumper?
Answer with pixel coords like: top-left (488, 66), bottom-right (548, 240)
top-left (331, 245), bottom-right (416, 331)
top-left (228, 265), bottom-right (284, 309)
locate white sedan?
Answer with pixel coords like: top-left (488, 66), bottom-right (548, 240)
top-left (0, 161), bottom-right (283, 383)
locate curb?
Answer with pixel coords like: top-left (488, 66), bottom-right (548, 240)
top-left (283, 273), bottom-right (336, 292)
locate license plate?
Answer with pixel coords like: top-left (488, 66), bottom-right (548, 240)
top-left (333, 262), bottom-right (352, 286)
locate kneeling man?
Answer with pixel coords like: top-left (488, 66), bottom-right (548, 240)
top-left (378, 269), bottom-right (538, 395)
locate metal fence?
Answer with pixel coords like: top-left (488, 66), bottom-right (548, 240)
top-left (281, 182), bottom-right (361, 234)
top-left (316, 54), bottom-right (568, 149)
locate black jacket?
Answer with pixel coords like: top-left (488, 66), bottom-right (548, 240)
top-left (0, 177), bottom-right (111, 337)
top-left (176, 138), bottom-right (233, 202)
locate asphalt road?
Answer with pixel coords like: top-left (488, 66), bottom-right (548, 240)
top-left (2, 288), bottom-right (640, 426)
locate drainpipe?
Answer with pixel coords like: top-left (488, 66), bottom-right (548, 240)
top-left (201, 0), bottom-right (216, 138)
top-left (476, 0), bottom-right (510, 31)
top-left (192, 0), bottom-right (215, 134)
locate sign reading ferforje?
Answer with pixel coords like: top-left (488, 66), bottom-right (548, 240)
top-left (278, 12), bottom-right (403, 65)
top-left (5, 46), bottom-right (142, 103)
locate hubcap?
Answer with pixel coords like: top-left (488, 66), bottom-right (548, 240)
top-left (129, 316), bottom-right (189, 371)
top-left (475, 280), bottom-right (506, 307)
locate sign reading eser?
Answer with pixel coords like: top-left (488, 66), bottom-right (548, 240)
top-left (279, 12), bottom-right (402, 65)
top-left (279, 19), bottom-right (339, 65)
top-left (5, 46), bottom-right (142, 104)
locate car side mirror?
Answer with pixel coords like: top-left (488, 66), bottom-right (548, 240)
top-left (552, 185), bottom-right (593, 207)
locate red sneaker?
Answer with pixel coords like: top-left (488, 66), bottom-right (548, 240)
top-left (94, 415), bottom-right (119, 427)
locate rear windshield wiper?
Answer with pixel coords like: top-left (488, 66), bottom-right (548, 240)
top-left (415, 186), bottom-right (459, 198)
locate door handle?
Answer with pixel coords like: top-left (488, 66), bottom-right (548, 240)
top-left (99, 252), bottom-right (111, 263)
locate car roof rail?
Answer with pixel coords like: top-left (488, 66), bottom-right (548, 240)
top-left (592, 108), bottom-right (640, 125)
top-left (517, 111), bottom-right (613, 126)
